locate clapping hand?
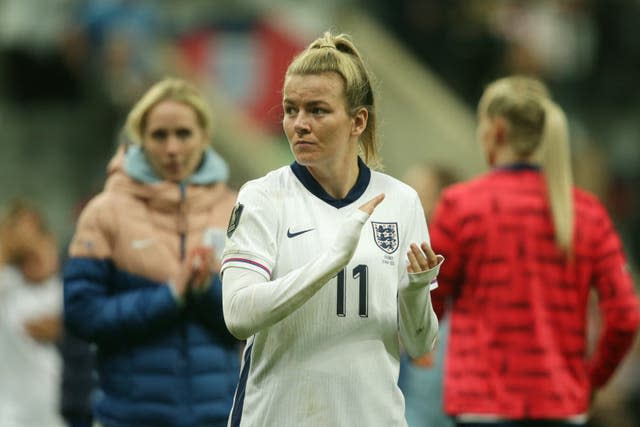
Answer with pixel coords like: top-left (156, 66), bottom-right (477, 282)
top-left (406, 242), bottom-right (438, 274)
top-left (189, 246), bottom-right (221, 291)
top-left (173, 246), bottom-right (221, 296)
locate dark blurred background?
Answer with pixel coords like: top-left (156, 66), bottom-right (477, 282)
top-left (0, 1), bottom-right (638, 425)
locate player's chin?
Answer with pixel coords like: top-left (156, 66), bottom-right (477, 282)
top-left (160, 168), bottom-right (185, 182)
top-left (291, 152), bottom-right (317, 166)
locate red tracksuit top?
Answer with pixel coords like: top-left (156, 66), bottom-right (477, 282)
top-left (429, 166), bottom-right (639, 419)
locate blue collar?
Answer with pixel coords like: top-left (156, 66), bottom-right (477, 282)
top-left (290, 157), bottom-right (371, 208)
top-left (495, 162), bottom-right (541, 171)
top-left (124, 144), bottom-right (229, 185)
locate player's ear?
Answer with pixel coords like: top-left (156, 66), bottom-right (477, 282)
top-left (491, 116), bottom-right (509, 147)
top-left (351, 107), bottom-right (368, 138)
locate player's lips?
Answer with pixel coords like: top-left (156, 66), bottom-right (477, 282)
top-left (294, 140), bottom-right (315, 147)
top-left (165, 162), bottom-right (181, 173)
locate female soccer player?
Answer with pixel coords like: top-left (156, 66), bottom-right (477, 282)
top-left (221, 31), bottom-right (443, 427)
top-left (430, 76), bottom-right (640, 426)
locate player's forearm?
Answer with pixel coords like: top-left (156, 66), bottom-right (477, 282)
top-left (399, 287), bottom-right (438, 357)
top-left (223, 210), bottom-right (371, 340)
top-left (398, 259), bottom-right (442, 357)
top-left (589, 319), bottom-right (640, 388)
top-left (223, 255), bottom-right (344, 339)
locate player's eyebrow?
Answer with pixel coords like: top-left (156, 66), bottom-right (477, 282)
top-left (282, 97), bottom-right (330, 106)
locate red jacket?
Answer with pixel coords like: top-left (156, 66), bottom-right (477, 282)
top-left (430, 166), bottom-right (639, 419)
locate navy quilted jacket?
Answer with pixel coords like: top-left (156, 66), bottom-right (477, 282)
top-left (64, 146), bottom-right (240, 427)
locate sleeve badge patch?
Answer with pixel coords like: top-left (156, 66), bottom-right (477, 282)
top-left (226, 203), bottom-right (244, 237)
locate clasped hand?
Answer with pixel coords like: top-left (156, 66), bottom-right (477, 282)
top-left (173, 246), bottom-right (221, 297)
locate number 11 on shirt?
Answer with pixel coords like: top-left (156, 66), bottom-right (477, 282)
top-left (336, 264), bottom-right (368, 317)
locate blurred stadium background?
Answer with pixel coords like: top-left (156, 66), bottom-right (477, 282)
top-left (0, 1), bottom-right (638, 425)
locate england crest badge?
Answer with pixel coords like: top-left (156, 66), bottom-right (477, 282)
top-left (371, 222), bottom-right (399, 254)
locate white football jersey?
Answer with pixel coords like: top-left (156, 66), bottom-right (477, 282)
top-left (222, 160), bottom-right (437, 427)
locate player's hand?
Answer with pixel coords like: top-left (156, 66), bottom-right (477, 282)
top-left (172, 246), bottom-right (221, 296)
top-left (411, 351), bottom-right (436, 368)
top-left (407, 242), bottom-right (438, 273)
top-left (24, 314), bottom-right (61, 342)
top-left (189, 246), bottom-right (220, 291)
top-left (330, 193), bottom-right (385, 270)
top-left (172, 260), bottom-right (192, 297)
top-left (358, 193), bottom-right (385, 215)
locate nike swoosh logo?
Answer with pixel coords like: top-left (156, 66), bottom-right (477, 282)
top-left (286, 228), bottom-right (314, 238)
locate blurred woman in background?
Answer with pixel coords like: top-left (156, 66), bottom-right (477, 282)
top-left (63, 78), bottom-right (240, 427)
top-left (429, 75), bottom-right (639, 426)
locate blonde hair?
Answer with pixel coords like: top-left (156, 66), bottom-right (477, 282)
top-left (0, 199), bottom-right (48, 235)
top-left (285, 31), bottom-right (380, 168)
top-left (481, 76), bottom-right (574, 255)
top-left (0, 198), bottom-right (50, 265)
top-left (125, 77), bottom-right (213, 145)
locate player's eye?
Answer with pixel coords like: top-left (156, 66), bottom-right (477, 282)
top-left (176, 128), bottom-right (192, 139)
top-left (150, 129), bottom-right (168, 141)
top-left (283, 106), bottom-right (297, 116)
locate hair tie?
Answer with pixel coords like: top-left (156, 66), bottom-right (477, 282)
top-left (318, 44), bottom-right (336, 50)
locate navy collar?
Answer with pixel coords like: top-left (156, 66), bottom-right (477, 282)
top-left (290, 157), bottom-right (371, 208)
top-left (495, 162), bottom-right (541, 171)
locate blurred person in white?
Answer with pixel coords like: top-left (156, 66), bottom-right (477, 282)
top-left (221, 31), bottom-right (443, 427)
top-left (399, 163), bottom-right (459, 427)
top-left (0, 198), bottom-right (65, 427)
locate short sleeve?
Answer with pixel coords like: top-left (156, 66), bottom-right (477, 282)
top-left (221, 182), bottom-right (277, 280)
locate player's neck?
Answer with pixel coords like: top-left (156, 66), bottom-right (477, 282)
top-left (306, 157), bottom-right (359, 199)
top-left (491, 145), bottom-right (535, 167)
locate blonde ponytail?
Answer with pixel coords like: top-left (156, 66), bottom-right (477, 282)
top-left (285, 31), bottom-right (380, 169)
top-left (482, 76), bottom-right (575, 256)
top-left (540, 100), bottom-right (574, 255)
